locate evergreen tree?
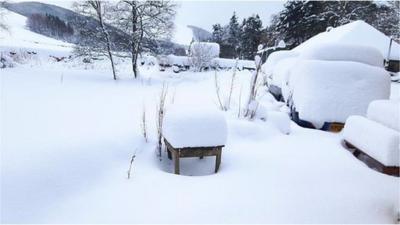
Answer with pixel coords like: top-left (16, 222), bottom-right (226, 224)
top-left (212, 23), bottom-right (224, 43)
top-left (240, 14), bottom-right (263, 60)
top-left (228, 12), bottom-right (241, 57)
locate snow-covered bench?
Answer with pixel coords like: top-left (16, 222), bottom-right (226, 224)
top-left (162, 107), bottom-right (227, 174)
top-left (343, 100), bottom-right (400, 176)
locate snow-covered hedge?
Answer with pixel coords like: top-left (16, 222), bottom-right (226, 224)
top-left (291, 60), bottom-right (391, 128)
top-left (163, 107), bottom-right (227, 148)
top-left (299, 43), bottom-right (384, 68)
top-left (190, 42), bottom-right (220, 58)
top-left (343, 115), bottom-right (399, 166)
top-left (367, 100), bottom-right (400, 131)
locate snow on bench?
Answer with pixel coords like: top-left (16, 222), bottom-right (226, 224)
top-left (290, 60), bottom-right (391, 128)
top-left (367, 99), bottom-right (400, 132)
top-left (163, 107), bottom-right (227, 148)
top-left (343, 115), bottom-right (399, 167)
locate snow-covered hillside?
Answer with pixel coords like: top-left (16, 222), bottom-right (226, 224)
top-left (0, 9), bottom-right (72, 55)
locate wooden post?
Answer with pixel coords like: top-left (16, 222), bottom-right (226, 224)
top-left (174, 150), bottom-right (180, 174)
top-left (215, 148), bottom-right (222, 173)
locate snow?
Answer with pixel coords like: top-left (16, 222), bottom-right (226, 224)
top-left (190, 42), bottom-right (220, 58)
top-left (167, 54), bottom-right (190, 67)
top-left (262, 50), bottom-right (299, 80)
top-left (291, 60), bottom-right (391, 128)
top-left (343, 116), bottom-right (400, 166)
top-left (0, 10), bottom-right (72, 56)
top-left (294, 20), bottom-right (400, 60)
top-left (211, 58), bottom-right (255, 70)
top-left (267, 111), bottom-right (291, 134)
top-left (162, 106), bottom-right (228, 148)
top-left (367, 99), bottom-right (400, 132)
top-left (299, 43), bottom-right (384, 68)
top-left (272, 57), bottom-right (298, 100)
top-left (1, 9), bottom-right (400, 224)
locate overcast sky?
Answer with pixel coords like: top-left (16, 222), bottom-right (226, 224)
top-left (10, 0), bottom-right (285, 45)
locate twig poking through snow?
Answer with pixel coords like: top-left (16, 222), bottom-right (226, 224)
top-left (226, 59), bottom-right (238, 110)
top-left (156, 83), bottom-right (168, 159)
top-left (238, 84), bottom-right (243, 118)
top-left (214, 71), bottom-right (225, 111)
top-left (127, 149), bottom-right (137, 179)
top-left (141, 104), bottom-right (148, 142)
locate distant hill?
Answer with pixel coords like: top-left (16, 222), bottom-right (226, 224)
top-left (2, 1), bottom-right (186, 55)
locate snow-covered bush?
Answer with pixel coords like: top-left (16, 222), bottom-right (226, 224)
top-left (0, 52), bottom-right (14, 68)
top-left (367, 99), bottom-right (400, 131)
top-left (190, 42), bottom-right (220, 71)
top-left (299, 43), bottom-right (384, 68)
top-left (291, 60), bottom-right (391, 128)
top-left (162, 106), bottom-right (227, 148)
top-left (343, 115), bottom-right (399, 166)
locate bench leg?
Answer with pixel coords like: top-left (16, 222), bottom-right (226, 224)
top-left (215, 148), bottom-right (222, 173)
top-left (174, 151), bottom-right (180, 175)
top-left (167, 148), bottom-right (172, 160)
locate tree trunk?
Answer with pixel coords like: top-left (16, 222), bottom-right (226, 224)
top-left (96, 3), bottom-right (117, 80)
top-left (131, 1), bottom-right (138, 78)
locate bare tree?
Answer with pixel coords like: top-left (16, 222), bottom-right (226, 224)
top-left (113, 0), bottom-right (176, 78)
top-left (73, 1), bottom-right (117, 80)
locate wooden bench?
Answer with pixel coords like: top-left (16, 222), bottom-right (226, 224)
top-left (343, 140), bottom-right (399, 177)
top-left (164, 139), bottom-right (224, 175)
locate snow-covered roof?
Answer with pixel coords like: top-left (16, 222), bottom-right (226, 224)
top-left (294, 20), bottom-right (400, 60)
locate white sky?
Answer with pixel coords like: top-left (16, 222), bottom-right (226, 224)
top-left (8, 0), bottom-right (285, 45)
top-left (173, 1), bottom-right (285, 44)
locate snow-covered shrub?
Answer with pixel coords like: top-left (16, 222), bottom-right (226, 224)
top-left (0, 53), bottom-right (14, 68)
top-left (367, 100), bottom-right (400, 131)
top-left (190, 42), bottom-right (220, 71)
top-left (141, 54), bottom-right (158, 66)
top-left (300, 43), bottom-right (384, 68)
top-left (343, 115), bottom-right (399, 166)
top-left (291, 60), bottom-right (391, 128)
top-left (162, 106), bottom-right (227, 148)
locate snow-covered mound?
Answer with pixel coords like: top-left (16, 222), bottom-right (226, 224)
top-left (294, 20), bottom-right (400, 60)
top-left (343, 115), bottom-right (399, 166)
top-left (0, 9), bottom-right (73, 55)
top-left (262, 50), bottom-right (299, 78)
top-left (367, 99), bottom-right (400, 131)
top-left (167, 54), bottom-right (190, 67)
top-left (291, 60), bottom-right (391, 128)
top-left (163, 107), bottom-right (227, 148)
top-left (272, 57), bottom-right (298, 100)
top-left (300, 43), bottom-right (384, 68)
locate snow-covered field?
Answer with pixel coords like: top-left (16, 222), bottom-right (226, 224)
top-left (1, 8), bottom-right (399, 224)
top-left (1, 59), bottom-right (399, 223)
